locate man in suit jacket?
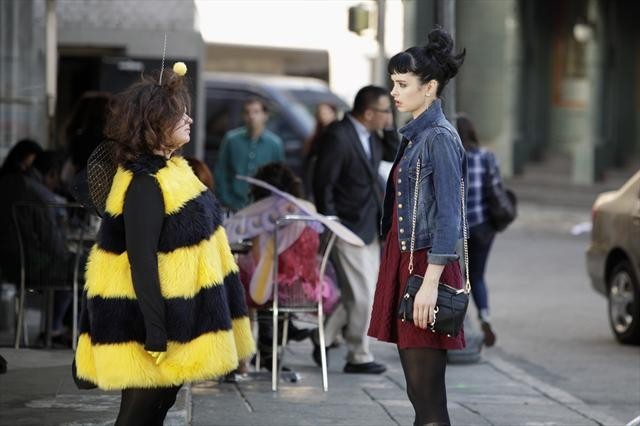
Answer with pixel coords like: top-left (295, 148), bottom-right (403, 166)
top-left (313, 85), bottom-right (398, 374)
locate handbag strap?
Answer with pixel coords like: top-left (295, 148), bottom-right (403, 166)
top-left (407, 157), bottom-right (471, 294)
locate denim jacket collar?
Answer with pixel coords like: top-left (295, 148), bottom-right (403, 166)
top-left (398, 98), bottom-right (444, 142)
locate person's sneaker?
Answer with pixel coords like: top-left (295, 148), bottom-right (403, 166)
top-left (343, 361), bottom-right (387, 374)
top-left (288, 325), bottom-right (312, 342)
top-left (311, 339), bottom-right (330, 367)
top-left (262, 357), bottom-right (293, 373)
top-left (310, 330), bottom-right (337, 367)
top-left (222, 372), bottom-right (238, 383)
top-left (481, 321), bottom-right (497, 347)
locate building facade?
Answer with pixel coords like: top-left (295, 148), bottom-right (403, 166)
top-left (405, 0), bottom-right (639, 184)
top-left (0, 0), bottom-right (47, 158)
top-left (0, 0), bottom-right (205, 160)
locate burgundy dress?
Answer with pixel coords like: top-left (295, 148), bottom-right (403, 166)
top-left (368, 166), bottom-right (465, 350)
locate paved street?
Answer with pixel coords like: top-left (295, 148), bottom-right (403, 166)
top-left (486, 203), bottom-right (640, 423)
top-left (1, 201), bottom-right (639, 425)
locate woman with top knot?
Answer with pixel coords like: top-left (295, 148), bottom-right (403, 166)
top-left (368, 27), bottom-right (467, 426)
top-left (73, 66), bottom-right (255, 425)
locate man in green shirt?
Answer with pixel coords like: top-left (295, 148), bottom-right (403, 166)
top-left (214, 98), bottom-right (284, 210)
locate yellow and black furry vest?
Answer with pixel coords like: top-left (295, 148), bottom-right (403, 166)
top-left (74, 155), bottom-right (254, 390)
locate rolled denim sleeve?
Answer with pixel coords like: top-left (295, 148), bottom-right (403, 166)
top-left (427, 132), bottom-right (463, 265)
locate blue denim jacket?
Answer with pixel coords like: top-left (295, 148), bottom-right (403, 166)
top-left (380, 99), bottom-right (468, 265)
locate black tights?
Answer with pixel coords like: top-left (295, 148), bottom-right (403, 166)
top-left (115, 386), bottom-right (181, 426)
top-left (398, 347), bottom-right (450, 426)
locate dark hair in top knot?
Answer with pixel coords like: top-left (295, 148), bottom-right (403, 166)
top-left (388, 25), bottom-right (465, 97)
top-left (424, 27), bottom-right (454, 57)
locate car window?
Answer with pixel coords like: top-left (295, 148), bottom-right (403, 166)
top-left (286, 88), bottom-right (349, 117)
top-left (204, 89), bottom-right (244, 153)
top-left (264, 102), bottom-right (306, 176)
top-left (204, 87), bottom-right (304, 172)
top-left (266, 105), bottom-right (298, 142)
top-left (204, 82), bottom-right (341, 178)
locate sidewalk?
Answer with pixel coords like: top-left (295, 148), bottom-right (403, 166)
top-left (0, 338), bottom-right (625, 426)
top-left (0, 349), bottom-right (188, 426)
top-left (0, 199), bottom-right (627, 426)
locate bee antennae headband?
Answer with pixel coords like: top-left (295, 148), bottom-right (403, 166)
top-left (158, 32), bottom-right (167, 85)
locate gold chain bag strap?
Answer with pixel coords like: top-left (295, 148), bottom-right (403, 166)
top-left (397, 157), bottom-right (470, 337)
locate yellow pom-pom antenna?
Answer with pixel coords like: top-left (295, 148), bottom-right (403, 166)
top-left (173, 62), bottom-right (187, 76)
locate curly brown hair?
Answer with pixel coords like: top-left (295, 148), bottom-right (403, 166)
top-left (104, 69), bottom-right (191, 163)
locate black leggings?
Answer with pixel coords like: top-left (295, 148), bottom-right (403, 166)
top-left (115, 386), bottom-right (181, 426)
top-left (398, 347), bottom-right (450, 426)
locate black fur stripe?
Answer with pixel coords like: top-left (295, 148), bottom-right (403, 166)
top-left (224, 272), bottom-right (249, 319)
top-left (78, 292), bottom-right (90, 334)
top-left (97, 190), bottom-right (223, 254)
top-left (97, 213), bottom-right (125, 253)
top-left (123, 155), bottom-right (168, 175)
top-left (159, 190), bottom-right (222, 252)
top-left (84, 274), bottom-right (247, 345)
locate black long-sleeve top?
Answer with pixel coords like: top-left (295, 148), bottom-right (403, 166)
top-left (123, 174), bottom-right (167, 351)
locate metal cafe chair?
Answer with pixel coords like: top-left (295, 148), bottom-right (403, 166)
top-left (261, 214), bottom-right (337, 392)
top-left (12, 201), bottom-right (95, 350)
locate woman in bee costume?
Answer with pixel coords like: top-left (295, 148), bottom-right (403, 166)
top-left (73, 63), bottom-right (255, 425)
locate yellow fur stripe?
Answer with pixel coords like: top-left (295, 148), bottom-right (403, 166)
top-left (103, 157), bottom-right (205, 217)
top-left (74, 333), bottom-right (98, 383)
top-left (232, 316), bottom-right (256, 361)
top-left (155, 157), bottom-right (207, 214)
top-left (213, 225), bottom-right (239, 275)
top-left (85, 226), bottom-right (239, 299)
top-left (104, 167), bottom-right (133, 216)
top-left (75, 324), bottom-right (254, 390)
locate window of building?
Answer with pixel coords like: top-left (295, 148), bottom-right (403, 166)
top-left (552, 0), bottom-right (588, 108)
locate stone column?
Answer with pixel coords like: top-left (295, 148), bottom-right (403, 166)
top-left (573, 0), bottom-right (605, 184)
top-left (497, 0), bottom-right (523, 177)
top-left (0, 0), bottom-right (46, 157)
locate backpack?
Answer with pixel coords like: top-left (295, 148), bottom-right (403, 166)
top-left (483, 152), bottom-right (517, 232)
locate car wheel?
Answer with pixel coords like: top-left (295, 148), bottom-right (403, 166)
top-left (607, 260), bottom-right (640, 345)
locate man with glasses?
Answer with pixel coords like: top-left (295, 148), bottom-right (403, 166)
top-left (312, 85), bottom-right (398, 374)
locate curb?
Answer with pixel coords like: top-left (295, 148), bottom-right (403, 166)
top-left (486, 354), bottom-right (624, 426)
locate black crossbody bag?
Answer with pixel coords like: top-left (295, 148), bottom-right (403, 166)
top-left (397, 158), bottom-right (470, 337)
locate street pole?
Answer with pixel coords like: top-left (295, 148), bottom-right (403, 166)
top-left (574, 0), bottom-right (605, 184)
top-left (45, 0), bottom-right (57, 149)
top-left (436, 0), bottom-right (456, 119)
top-left (375, 0), bottom-right (387, 87)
